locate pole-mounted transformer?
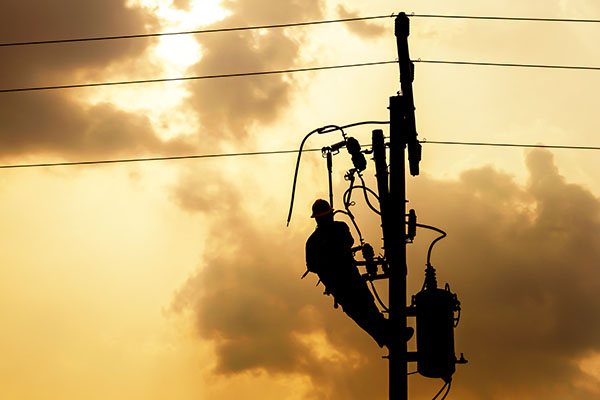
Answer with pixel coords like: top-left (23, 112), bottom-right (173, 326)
top-left (410, 265), bottom-right (466, 384)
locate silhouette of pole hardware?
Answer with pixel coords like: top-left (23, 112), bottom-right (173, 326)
top-left (288, 13), bottom-right (466, 400)
top-left (386, 12), bottom-right (465, 399)
top-left (321, 136), bottom-right (369, 208)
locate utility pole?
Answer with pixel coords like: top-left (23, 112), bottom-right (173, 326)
top-left (386, 12), bottom-right (419, 400)
top-left (291, 13), bottom-right (462, 400)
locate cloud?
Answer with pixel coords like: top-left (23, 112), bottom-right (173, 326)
top-left (0, 92), bottom-right (194, 159)
top-left (169, 159), bottom-right (391, 399)
top-left (182, 0), bottom-right (323, 144)
top-left (172, 210), bottom-right (390, 399)
top-left (407, 149), bottom-right (600, 399)
top-left (336, 5), bottom-right (386, 38)
top-left (173, 149), bottom-right (600, 399)
top-left (0, 0), bottom-right (194, 160)
top-left (0, 0), bottom-right (157, 87)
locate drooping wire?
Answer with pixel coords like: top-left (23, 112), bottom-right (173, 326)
top-left (416, 223), bottom-right (447, 292)
top-left (416, 223), bottom-right (447, 266)
top-left (341, 173), bottom-right (365, 245)
top-left (286, 121), bottom-right (389, 226)
top-left (334, 209), bottom-right (364, 244)
top-left (439, 381), bottom-right (452, 400)
top-left (357, 173), bottom-right (381, 215)
top-left (432, 381), bottom-right (449, 400)
top-left (339, 171), bottom-right (389, 311)
top-left (287, 125), bottom-right (344, 227)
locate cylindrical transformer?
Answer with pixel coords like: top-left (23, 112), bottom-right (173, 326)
top-left (414, 285), bottom-right (459, 383)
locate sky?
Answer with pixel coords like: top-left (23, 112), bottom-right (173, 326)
top-left (1, 0), bottom-right (599, 399)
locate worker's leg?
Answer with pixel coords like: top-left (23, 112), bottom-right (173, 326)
top-left (339, 295), bottom-right (390, 347)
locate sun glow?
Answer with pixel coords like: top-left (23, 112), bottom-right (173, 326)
top-left (147, 0), bottom-right (231, 71)
top-left (80, 0), bottom-right (230, 140)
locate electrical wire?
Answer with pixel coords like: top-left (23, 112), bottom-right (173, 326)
top-left (416, 223), bottom-right (447, 266)
top-left (4, 58), bottom-right (600, 94)
top-left (342, 175), bottom-right (367, 245)
top-left (420, 140), bottom-right (600, 150)
top-left (0, 61), bottom-right (398, 94)
top-left (411, 13), bottom-right (600, 23)
top-left (0, 15), bottom-right (395, 48)
top-left (3, 12), bottom-right (598, 49)
top-left (0, 148), bottom-right (323, 170)
top-left (4, 57), bottom-right (600, 94)
top-left (357, 174), bottom-right (382, 215)
top-left (349, 184), bottom-right (381, 215)
top-left (432, 382), bottom-right (449, 400)
top-left (286, 121), bottom-right (389, 226)
top-left (333, 209), bottom-right (364, 244)
top-left (440, 381), bottom-right (452, 400)
top-left (414, 59), bottom-right (600, 71)
top-left (287, 125), bottom-right (343, 227)
top-left (1, 139), bottom-right (598, 170)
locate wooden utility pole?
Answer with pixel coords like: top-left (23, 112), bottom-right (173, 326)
top-left (387, 12), bottom-right (419, 400)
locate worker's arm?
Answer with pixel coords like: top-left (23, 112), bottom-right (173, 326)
top-left (305, 237), bottom-right (318, 273)
top-left (339, 221), bottom-right (354, 249)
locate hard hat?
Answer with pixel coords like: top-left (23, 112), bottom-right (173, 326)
top-left (311, 199), bottom-right (333, 218)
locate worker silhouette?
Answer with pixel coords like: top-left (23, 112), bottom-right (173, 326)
top-left (305, 199), bottom-right (412, 348)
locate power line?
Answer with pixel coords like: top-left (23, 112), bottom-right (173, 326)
top-left (0, 148), bottom-right (322, 170)
top-left (0, 14), bottom-right (394, 48)
top-left (414, 59), bottom-right (600, 71)
top-left (411, 13), bottom-right (600, 23)
top-left (3, 58), bottom-right (600, 94)
top-left (1, 141), bottom-right (598, 170)
top-left (0, 60), bottom-right (397, 94)
top-left (420, 140), bottom-right (600, 150)
top-left (2, 12), bottom-right (598, 49)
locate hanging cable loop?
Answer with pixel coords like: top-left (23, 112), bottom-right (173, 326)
top-left (415, 223), bottom-right (447, 266)
top-left (286, 121), bottom-right (389, 226)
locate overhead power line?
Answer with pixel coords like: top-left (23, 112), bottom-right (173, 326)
top-left (0, 149), bottom-right (322, 169)
top-left (0, 60), bottom-right (397, 94)
top-left (2, 58), bottom-right (600, 94)
top-left (414, 59), bottom-right (600, 71)
top-left (411, 13), bottom-right (600, 23)
top-left (420, 140), bottom-right (600, 150)
top-left (0, 14), bottom-right (394, 48)
top-left (1, 141), bottom-right (598, 170)
top-left (2, 12), bottom-right (598, 49)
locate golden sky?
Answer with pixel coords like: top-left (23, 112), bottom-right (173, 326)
top-left (1, 0), bottom-right (600, 399)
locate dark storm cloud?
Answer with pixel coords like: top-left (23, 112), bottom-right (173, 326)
top-left (183, 0), bottom-right (323, 143)
top-left (174, 149), bottom-right (600, 399)
top-left (336, 5), bottom-right (386, 38)
top-left (0, 0), bottom-right (194, 160)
